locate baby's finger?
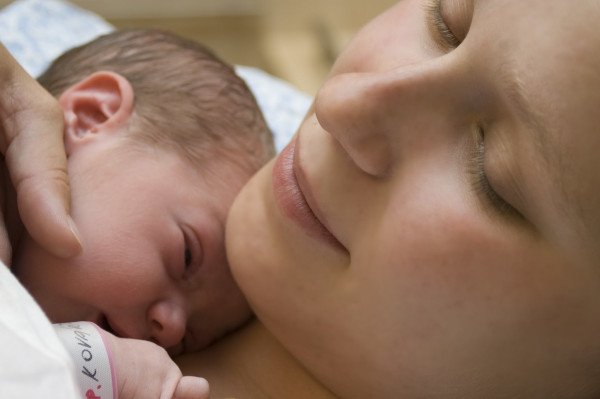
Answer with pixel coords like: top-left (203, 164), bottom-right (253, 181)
top-left (173, 376), bottom-right (210, 399)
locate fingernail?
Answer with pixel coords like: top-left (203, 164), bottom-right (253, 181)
top-left (68, 216), bottom-right (83, 255)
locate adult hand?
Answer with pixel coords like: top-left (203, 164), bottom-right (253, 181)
top-left (104, 332), bottom-right (210, 399)
top-left (0, 43), bottom-right (81, 262)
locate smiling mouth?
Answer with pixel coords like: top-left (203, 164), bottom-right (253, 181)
top-left (272, 137), bottom-right (345, 251)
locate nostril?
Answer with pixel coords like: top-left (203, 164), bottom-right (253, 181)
top-left (151, 319), bottom-right (163, 332)
top-left (147, 301), bottom-right (187, 348)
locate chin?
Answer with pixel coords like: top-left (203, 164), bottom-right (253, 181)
top-left (225, 160), bottom-right (276, 294)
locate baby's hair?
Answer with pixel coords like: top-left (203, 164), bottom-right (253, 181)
top-left (38, 29), bottom-right (274, 174)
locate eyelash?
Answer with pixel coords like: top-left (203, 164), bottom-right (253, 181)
top-left (180, 226), bottom-right (205, 284)
top-left (468, 128), bottom-right (522, 219)
top-left (182, 231), bottom-right (196, 280)
top-left (426, 0), bottom-right (461, 49)
top-left (181, 243), bottom-right (198, 282)
top-left (184, 246), bottom-right (192, 268)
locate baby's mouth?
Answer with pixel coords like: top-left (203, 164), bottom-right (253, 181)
top-left (97, 314), bottom-right (119, 337)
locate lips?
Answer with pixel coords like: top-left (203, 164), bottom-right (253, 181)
top-left (272, 137), bottom-right (344, 250)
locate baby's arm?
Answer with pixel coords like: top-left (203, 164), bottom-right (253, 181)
top-left (54, 322), bottom-right (209, 399)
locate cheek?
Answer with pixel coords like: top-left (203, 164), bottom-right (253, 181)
top-left (11, 235), bottom-right (104, 321)
top-left (12, 235), bottom-right (64, 293)
top-left (358, 198), bottom-right (546, 319)
top-left (65, 212), bottom-right (172, 307)
top-left (352, 210), bottom-right (595, 396)
top-left (82, 235), bottom-right (161, 282)
top-left (358, 194), bottom-right (582, 357)
top-left (72, 195), bottom-right (172, 280)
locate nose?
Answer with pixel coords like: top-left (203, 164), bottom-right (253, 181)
top-left (314, 61), bottom-right (457, 177)
top-left (147, 299), bottom-right (186, 348)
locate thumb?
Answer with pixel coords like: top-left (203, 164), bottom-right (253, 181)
top-left (0, 44), bottom-right (82, 258)
top-left (9, 137), bottom-right (82, 259)
top-left (174, 376), bottom-right (210, 399)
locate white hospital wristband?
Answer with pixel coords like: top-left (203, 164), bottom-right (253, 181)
top-left (53, 322), bottom-right (118, 399)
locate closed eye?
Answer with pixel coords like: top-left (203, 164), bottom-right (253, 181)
top-left (468, 126), bottom-right (523, 220)
top-left (184, 246), bottom-right (192, 268)
top-left (425, 0), bottom-right (462, 50)
top-left (181, 225), bottom-right (202, 281)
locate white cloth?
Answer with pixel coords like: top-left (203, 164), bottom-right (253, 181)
top-left (0, 263), bottom-right (79, 398)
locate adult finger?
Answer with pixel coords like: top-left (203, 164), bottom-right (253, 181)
top-left (0, 44), bottom-right (81, 258)
top-left (0, 215), bottom-right (11, 265)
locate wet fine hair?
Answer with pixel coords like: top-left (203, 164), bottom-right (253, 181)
top-left (38, 28), bottom-right (275, 173)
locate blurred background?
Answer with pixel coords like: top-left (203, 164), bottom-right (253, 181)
top-left (0, 0), bottom-right (397, 95)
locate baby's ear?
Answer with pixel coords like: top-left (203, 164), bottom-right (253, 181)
top-left (59, 71), bottom-right (134, 155)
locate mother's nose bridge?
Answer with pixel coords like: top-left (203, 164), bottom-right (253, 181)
top-left (314, 62), bottom-right (457, 176)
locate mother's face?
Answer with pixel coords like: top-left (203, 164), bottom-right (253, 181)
top-left (227, 0), bottom-right (600, 397)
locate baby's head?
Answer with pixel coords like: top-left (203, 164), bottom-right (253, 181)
top-left (39, 28), bottom-right (274, 176)
top-left (13, 29), bottom-right (274, 354)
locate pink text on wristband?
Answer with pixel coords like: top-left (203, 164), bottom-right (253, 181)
top-left (53, 322), bottom-right (117, 399)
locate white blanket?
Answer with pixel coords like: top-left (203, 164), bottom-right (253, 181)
top-left (0, 263), bottom-right (79, 398)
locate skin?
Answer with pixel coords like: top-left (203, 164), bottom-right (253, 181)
top-left (217, 0), bottom-right (600, 397)
top-left (6, 0), bottom-right (600, 397)
top-left (0, 43), bottom-right (80, 263)
top-left (11, 71), bottom-right (253, 355)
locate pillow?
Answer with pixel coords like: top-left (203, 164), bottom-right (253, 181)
top-left (0, 0), bottom-right (312, 152)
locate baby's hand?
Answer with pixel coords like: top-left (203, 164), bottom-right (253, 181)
top-left (103, 331), bottom-right (210, 399)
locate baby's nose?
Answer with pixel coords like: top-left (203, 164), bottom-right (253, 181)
top-left (147, 300), bottom-right (186, 348)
